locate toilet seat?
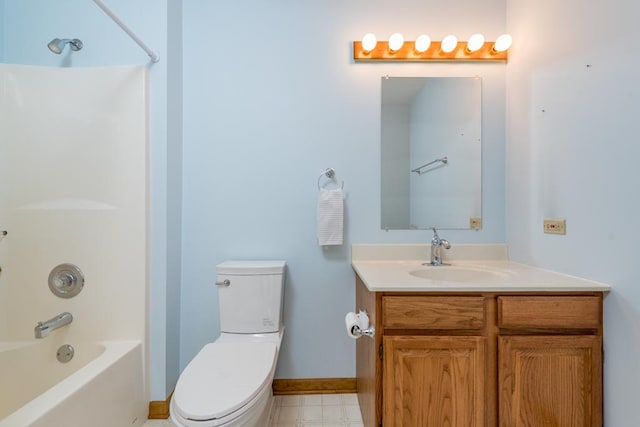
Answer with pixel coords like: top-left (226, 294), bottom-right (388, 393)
top-left (172, 342), bottom-right (277, 424)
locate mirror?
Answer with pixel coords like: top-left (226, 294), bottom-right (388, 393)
top-left (381, 77), bottom-right (482, 230)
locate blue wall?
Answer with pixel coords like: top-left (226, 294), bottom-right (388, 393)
top-left (165, 0), bottom-right (183, 398)
top-left (0, 0), bottom-right (4, 61)
top-left (180, 0), bottom-right (507, 379)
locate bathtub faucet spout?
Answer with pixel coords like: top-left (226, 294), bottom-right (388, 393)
top-left (34, 312), bottom-right (73, 339)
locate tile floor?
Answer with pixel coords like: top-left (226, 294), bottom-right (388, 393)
top-left (142, 393), bottom-right (364, 427)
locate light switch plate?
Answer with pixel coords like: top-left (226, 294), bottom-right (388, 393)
top-left (544, 218), bottom-right (566, 235)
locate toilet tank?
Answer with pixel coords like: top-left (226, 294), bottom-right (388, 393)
top-left (216, 260), bottom-right (286, 334)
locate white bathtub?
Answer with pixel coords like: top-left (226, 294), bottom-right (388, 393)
top-left (0, 340), bottom-right (145, 427)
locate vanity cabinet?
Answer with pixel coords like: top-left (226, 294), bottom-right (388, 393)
top-left (355, 276), bottom-right (604, 427)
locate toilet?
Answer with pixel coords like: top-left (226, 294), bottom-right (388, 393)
top-left (170, 260), bottom-right (286, 427)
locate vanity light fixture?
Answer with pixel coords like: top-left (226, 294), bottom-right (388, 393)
top-left (353, 32), bottom-right (511, 62)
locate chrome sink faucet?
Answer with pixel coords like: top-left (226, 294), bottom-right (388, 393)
top-left (429, 228), bottom-right (451, 266)
top-left (34, 312), bottom-right (73, 339)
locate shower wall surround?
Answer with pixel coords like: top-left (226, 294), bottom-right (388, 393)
top-left (0, 64), bottom-right (147, 345)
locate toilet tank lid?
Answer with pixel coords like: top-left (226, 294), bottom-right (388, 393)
top-left (216, 260), bottom-right (286, 275)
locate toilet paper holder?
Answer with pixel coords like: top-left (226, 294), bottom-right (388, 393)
top-left (348, 309), bottom-right (375, 339)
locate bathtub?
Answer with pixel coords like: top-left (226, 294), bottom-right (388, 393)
top-left (0, 340), bottom-right (145, 427)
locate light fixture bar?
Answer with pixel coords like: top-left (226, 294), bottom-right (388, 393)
top-left (353, 40), bottom-right (508, 62)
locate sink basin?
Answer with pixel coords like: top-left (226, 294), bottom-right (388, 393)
top-left (409, 265), bottom-right (507, 283)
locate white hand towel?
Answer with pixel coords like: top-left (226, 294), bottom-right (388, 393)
top-left (317, 188), bottom-right (344, 246)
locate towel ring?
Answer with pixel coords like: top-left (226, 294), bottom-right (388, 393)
top-left (317, 168), bottom-right (344, 190)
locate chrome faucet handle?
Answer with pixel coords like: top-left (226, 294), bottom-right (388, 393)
top-left (427, 228), bottom-right (451, 266)
top-left (431, 227), bottom-right (440, 243)
top-left (431, 228), bottom-right (450, 247)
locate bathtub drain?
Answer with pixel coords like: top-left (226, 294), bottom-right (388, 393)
top-left (57, 344), bottom-right (75, 363)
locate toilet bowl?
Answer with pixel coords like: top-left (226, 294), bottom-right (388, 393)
top-left (170, 261), bottom-right (286, 427)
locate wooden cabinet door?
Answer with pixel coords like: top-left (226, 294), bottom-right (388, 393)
top-left (499, 335), bottom-right (602, 427)
top-left (383, 335), bottom-right (486, 427)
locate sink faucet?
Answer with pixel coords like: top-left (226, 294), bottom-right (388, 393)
top-left (34, 312), bottom-right (73, 339)
top-left (429, 228), bottom-right (451, 266)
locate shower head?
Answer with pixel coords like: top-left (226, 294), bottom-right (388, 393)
top-left (47, 38), bottom-right (83, 54)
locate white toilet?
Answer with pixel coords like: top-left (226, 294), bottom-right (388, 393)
top-left (170, 260), bottom-right (286, 427)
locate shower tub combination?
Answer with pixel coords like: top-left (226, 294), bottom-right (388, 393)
top-left (1, 2), bottom-right (153, 422)
top-left (0, 340), bottom-right (145, 427)
top-left (0, 61), bottom-right (149, 425)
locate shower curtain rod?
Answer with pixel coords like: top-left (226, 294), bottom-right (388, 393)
top-left (92, 0), bottom-right (160, 63)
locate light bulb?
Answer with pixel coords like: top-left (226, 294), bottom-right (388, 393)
top-left (441, 35), bottom-right (458, 53)
top-left (362, 33), bottom-right (377, 53)
top-left (466, 33), bottom-right (485, 53)
top-left (493, 34), bottom-right (512, 52)
top-left (414, 35), bottom-right (431, 53)
top-left (388, 33), bottom-right (404, 52)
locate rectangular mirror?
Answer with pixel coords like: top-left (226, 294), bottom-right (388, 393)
top-left (381, 76), bottom-right (482, 230)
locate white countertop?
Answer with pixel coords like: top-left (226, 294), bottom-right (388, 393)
top-left (351, 244), bottom-right (611, 293)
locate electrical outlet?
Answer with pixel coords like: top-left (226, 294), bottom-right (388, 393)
top-left (470, 217), bottom-right (482, 230)
top-left (543, 219), bottom-right (566, 235)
